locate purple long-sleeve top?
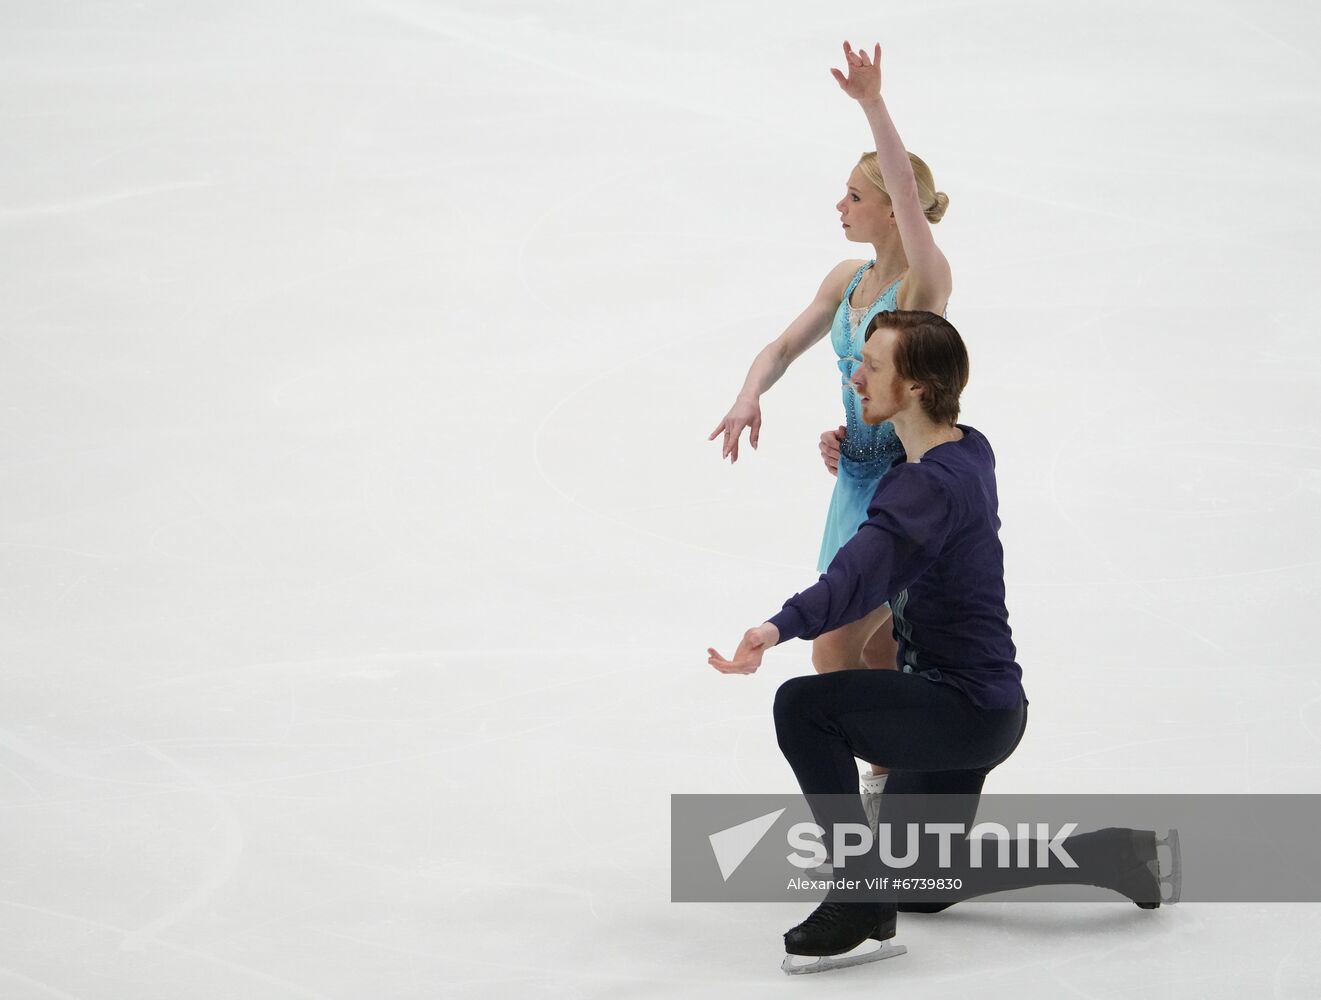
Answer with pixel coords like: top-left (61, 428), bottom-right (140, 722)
top-left (768, 425), bottom-right (1025, 710)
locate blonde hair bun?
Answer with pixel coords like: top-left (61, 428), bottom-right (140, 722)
top-left (925, 191), bottom-right (949, 224)
top-left (857, 151), bottom-right (949, 224)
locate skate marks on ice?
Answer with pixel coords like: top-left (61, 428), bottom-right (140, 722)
top-left (0, 177), bottom-right (214, 222)
top-left (0, 897), bottom-right (334, 1000)
top-left (110, 737), bottom-right (245, 952)
top-left (782, 938), bottom-right (907, 976)
top-left (0, 723), bottom-right (247, 953)
top-left (0, 963), bottom-right (84, 1000)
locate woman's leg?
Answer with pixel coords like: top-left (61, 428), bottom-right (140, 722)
top-left (860, 618), bottom-right (899, 670)
top-left (858, 619), bottom-right (900, 778)
top-left (810, 605), bottom-right (893, 674)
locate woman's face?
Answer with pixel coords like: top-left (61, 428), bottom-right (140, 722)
top-left (836, 166), bottom-right (893, 243)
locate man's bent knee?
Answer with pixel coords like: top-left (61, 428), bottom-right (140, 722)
top-left (773, 675), bottom-right (823, 757)
top-left (773, 675), bottom-right (818, 728)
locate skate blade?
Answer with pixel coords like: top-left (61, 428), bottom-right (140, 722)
top-left (781, 941), bottom-right (907, 975)
top-left (1157, 829), bottom-right (1182, 905)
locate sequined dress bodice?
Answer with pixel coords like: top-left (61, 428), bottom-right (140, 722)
top-left (831, 261), bottom-right (905, 473)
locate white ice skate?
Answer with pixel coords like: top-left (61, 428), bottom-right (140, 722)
top-left (1121, 827), bottom-right (1182, 908)
top-left (860, 770), bottom-right (887, 836)
top-left (809, 772), bottom-right (888, 877)
top-left (1156, 829), bottom-right (1182, 905)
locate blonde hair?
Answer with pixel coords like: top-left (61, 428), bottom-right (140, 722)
top-left (857, 151), bottom-right (949, 224)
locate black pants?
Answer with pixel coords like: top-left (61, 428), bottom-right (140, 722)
top-left (774, 671), bottom-right (1162, 909)
top-left (775, 669), bottom-right (1025, 902)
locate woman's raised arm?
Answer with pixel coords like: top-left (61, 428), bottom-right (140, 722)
top-left (832, 42), bottom-right (951, 311)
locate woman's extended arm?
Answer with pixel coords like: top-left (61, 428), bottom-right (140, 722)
top-left (710, 259), bottom-right (859, 463)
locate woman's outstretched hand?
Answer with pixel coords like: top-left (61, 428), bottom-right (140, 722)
top-left (830, 40), bottom-right (882, 102)
top-left (708, 623), bottom-right (780, 675)
top-left (709, 396), bottom-right (762, 463)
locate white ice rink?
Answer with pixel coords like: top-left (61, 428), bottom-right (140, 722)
top-left (3, 1), bottom-right (1321, 996)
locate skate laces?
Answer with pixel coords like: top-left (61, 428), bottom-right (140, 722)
top-left (800, 902), bottom-right (850, 929)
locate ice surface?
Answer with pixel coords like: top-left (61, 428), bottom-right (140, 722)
top-left (3, 1), bottom-right (1320, 997)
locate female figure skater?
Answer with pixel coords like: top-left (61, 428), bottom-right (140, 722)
top-left (708, 312), bottom-right (1173, 974)
top-left (710, 42), bottom-right (951, 679)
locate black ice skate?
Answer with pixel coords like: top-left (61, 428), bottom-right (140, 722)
top-left (781, 901), bottom-right (905, 975)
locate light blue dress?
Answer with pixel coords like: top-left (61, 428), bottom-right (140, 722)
top-left (816, 261), bottom-right (907, 572)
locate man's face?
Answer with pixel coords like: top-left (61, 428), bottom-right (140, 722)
top-left (850, 327), bottom-right (907, 425)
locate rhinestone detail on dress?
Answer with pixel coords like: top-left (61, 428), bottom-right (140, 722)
top-left (833, 261), bottom-right (905, 470)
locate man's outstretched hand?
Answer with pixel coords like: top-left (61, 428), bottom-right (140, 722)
top-left (708, 623), bottom-right (780, 675)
